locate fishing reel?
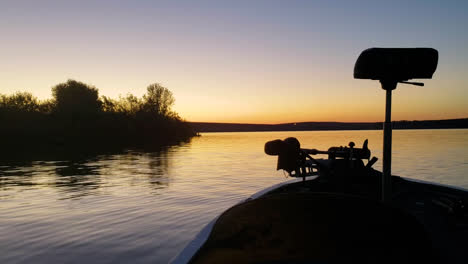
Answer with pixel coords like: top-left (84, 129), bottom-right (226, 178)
top-left (264, 137), bottom-right (378, 179)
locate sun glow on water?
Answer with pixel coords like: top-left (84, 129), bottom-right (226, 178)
top-left (0, 129), bottom-right (467, 263)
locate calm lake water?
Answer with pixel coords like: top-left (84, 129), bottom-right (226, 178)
top-left (1, 129), bottom-right (467, 263)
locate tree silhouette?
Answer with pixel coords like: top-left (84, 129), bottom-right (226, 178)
top-left (52, 79), bottom-right (101, 116)
top-left (0, 92), bottom-right (40, 112)
top-left (0, 79), bottom-right (195, 159)
top-left (143, 83), bottom-right (175, 116)
top-left (100, 96), bottom-right (117, 113)
top-left (122, 94), bottom-right (143, 115)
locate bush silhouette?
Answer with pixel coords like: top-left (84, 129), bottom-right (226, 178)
top-left (52, 79), bottom-right (102, 116)
top-left (0, 80), bottom-right (195, 159)
top-left (0, 92), bottom-right (40, 113)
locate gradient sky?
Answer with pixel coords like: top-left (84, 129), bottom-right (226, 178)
top-left (1, 0), bottom-right (467, 123)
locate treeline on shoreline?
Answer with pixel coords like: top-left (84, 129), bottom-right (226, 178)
top-left (190, 118), bottom-right (468, 132)
top-left (0, 80), bottom-right (196, 159)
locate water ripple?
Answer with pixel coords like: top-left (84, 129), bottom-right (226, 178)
top-left (0, 129), bottom-right (467, 263)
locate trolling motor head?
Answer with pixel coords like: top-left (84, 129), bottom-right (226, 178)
top-left (265, 137), bottom-right (301, 173)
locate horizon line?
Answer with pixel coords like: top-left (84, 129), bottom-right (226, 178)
top-left (188, 117), bottom-right (468, 126)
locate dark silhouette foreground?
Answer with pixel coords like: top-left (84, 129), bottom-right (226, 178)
top-left (0, 80), bottom-right (196, 160)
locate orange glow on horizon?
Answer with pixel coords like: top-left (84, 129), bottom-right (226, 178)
top-left (1, 2), bottom-right (467, 125)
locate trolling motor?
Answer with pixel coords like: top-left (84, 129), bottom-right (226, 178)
top-left (265, 138), bottom-right (378, 181)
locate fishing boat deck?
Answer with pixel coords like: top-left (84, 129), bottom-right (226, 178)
top-left (190, 173), bottom-right (468, 264)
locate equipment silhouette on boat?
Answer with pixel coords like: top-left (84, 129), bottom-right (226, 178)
top-left (265, 137), bottom-right (374, 179)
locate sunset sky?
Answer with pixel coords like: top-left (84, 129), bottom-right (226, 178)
top-left (1, 0), bottom-right (467, 124)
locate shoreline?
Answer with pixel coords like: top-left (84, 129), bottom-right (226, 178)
top-left (190, 118), bottom-right (468, 133)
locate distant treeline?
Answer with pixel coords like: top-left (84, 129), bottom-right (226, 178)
top-left (191, 118), bottom-right (468, 133)
top-left (0, 80), bottom-right (196, 159)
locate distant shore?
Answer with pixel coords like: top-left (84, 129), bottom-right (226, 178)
top-left (190, 118), bottom-right (468, 133)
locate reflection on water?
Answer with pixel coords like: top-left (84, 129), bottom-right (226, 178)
top-left (54, 160), bottom-right (102, 199)
top-left (0, 129), bottom-right (467, 263)
top-left (0, 149), bottom-right (174, 201)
